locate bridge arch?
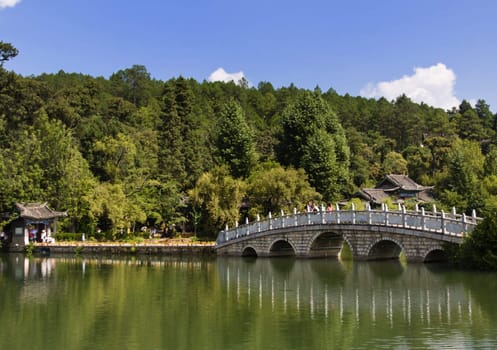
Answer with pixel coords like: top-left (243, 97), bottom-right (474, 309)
top-left (307, 231), bottom-right (344, 258)
top-left (269, 238), bottom-right (296, 257)
top-left (241, 246), bottom-right (258, 257)
top-left (423, 248), bottom-right (448, 262)
top-left (366, 238), bottom-right (404, 260)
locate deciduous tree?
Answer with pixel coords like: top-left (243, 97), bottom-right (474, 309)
top-left (188, 166), bottom-right (246, 236)
top-left (247, 162), bottom-right (320, 215)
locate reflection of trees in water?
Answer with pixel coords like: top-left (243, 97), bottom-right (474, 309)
top-left (0, 255), bottom-right (227, 350)
top-left (448, 269), bottom-right (497, 321)
top-left (415, 262), bottom-right (497, 321)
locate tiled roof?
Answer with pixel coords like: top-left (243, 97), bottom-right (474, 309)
top-left (16, 202), bottom-right (67, 220)
top-left (417, 190), bottom-right (435, 203)
top-left (356, 174), bottom-right (435, 204)
top-left (356, 189), bottom-right (390, 204)
top-left (378, 174), bottom-right (433, 191)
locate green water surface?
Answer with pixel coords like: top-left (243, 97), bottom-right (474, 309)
top-left (0, 254), bottom-right (496, 350)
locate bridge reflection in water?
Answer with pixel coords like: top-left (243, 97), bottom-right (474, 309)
top-left (218, 258), bottom-right (478, 328)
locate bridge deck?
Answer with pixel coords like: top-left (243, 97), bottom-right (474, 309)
top-left (216, 208), bottom-right (480, 248)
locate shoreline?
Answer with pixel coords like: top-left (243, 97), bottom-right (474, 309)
top-left (17, 239), bottom-right (216, 256)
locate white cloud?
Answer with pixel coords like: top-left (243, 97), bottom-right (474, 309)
top-left (360, 63), bottom-right (460, 110)
top-left (208, 67), bottom-right (246, 85)
top-left (0, 0), bottom-right (22, 9)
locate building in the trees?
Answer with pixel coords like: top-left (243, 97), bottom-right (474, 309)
top-left (2, 203), bottom-right (67, 251)
top-left (356, 174), bottom-right (434, 207)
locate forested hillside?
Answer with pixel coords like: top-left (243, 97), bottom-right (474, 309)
top-left (1, 42), bottom-right (496, 238)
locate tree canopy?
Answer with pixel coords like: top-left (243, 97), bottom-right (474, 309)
top-left (1, 41), bottom-right (497, 241)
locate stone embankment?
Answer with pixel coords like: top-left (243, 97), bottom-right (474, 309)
top-left (32, 239), bottom-right (215, 256)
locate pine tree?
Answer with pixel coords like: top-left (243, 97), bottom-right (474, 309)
top-left (216, 99), bottom-right (258, 178)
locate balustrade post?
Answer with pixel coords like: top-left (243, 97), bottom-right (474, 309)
top-left (245, 217), bottom-right (250, 235)
top-left (415, 203), bottom-right (419, 212)
top-left (337, 205), bottom-right (341, 224)
top-left (432, 204), bottom-right (437, 216)
top-left (269, 212), bottom-right (273, 230)
top-left (421, 207), bottom-right (426, 231)
top-left (281, 210), bottom-right (285, 228)
top-left (441, 210), bottom-right (446, 235)
top-left (472, 209), bottom-right (477, 221)
top-left (235, 221), bottom-right (239, 238)
top-left (367, 203), bottom-right (372, 225)
top-left (321, 204), bottom-right (325, 224)
top-left (351, 203), bottom-right (356, 224)
top-left (383, 203), bottom-right (389, 226)
top-left (462, 213), bottom-right (467, 235)
top-left (257, 214), bottom-right (261, 233)
top-left (397, 203), bottom-right (402, 211)
top-left (294, 208), bottom-right (298, 226)
top-left (402, 205), bottom-right (406, 228)
top-left (307, 208), bottom-right (311, 225)
top-left (452, 207), bottom-right (457, 218)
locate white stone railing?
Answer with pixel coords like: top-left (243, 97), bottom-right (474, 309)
top-left (215, 203), bottom-right (482, 245)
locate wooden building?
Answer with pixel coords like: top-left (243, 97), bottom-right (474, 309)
top-left (356, 174), bottom-right (434, 207)
top-left (4, 203), bottom-right (67, 251)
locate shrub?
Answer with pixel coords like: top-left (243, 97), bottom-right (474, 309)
top-left (454, 213), bottom-right (497, 270)
top-left (25, 242), bottom-right (35, 257)
top-left (55, 232), bottom-right (84, 241)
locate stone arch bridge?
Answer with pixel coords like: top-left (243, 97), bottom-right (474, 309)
top-left (215, 205), bottom-right (481, 262)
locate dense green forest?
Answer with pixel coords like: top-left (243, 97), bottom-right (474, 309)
top-left (2, 41), bottom-right (497, 239)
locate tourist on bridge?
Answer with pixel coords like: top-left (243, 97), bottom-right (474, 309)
top-left (326, 203), bottom-right (334, 213)
top-left (307, 201), bottom-right (319, 214)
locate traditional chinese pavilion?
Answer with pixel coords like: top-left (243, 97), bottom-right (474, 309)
top-left (5, 203), bottom-right (67, 251)
top-left (355, 174), bottom-right (434, 207)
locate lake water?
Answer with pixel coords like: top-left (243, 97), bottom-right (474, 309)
top-left (1, 254), bottom-right (496, 350)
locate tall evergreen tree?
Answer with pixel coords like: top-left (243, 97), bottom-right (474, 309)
top-left (158, 82), bottom-right (187, 183)
top-left (0, 41), bottom-right (18, 67)
top-left (216, 99), bottom-right (257, 178)
top-left (475, 99), bottom-right (494, 129)
top-left (279, 92), bottom-right (350, 199)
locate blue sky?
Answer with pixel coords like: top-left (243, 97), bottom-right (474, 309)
top-left (1, 0), bottom-right (497, 110)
